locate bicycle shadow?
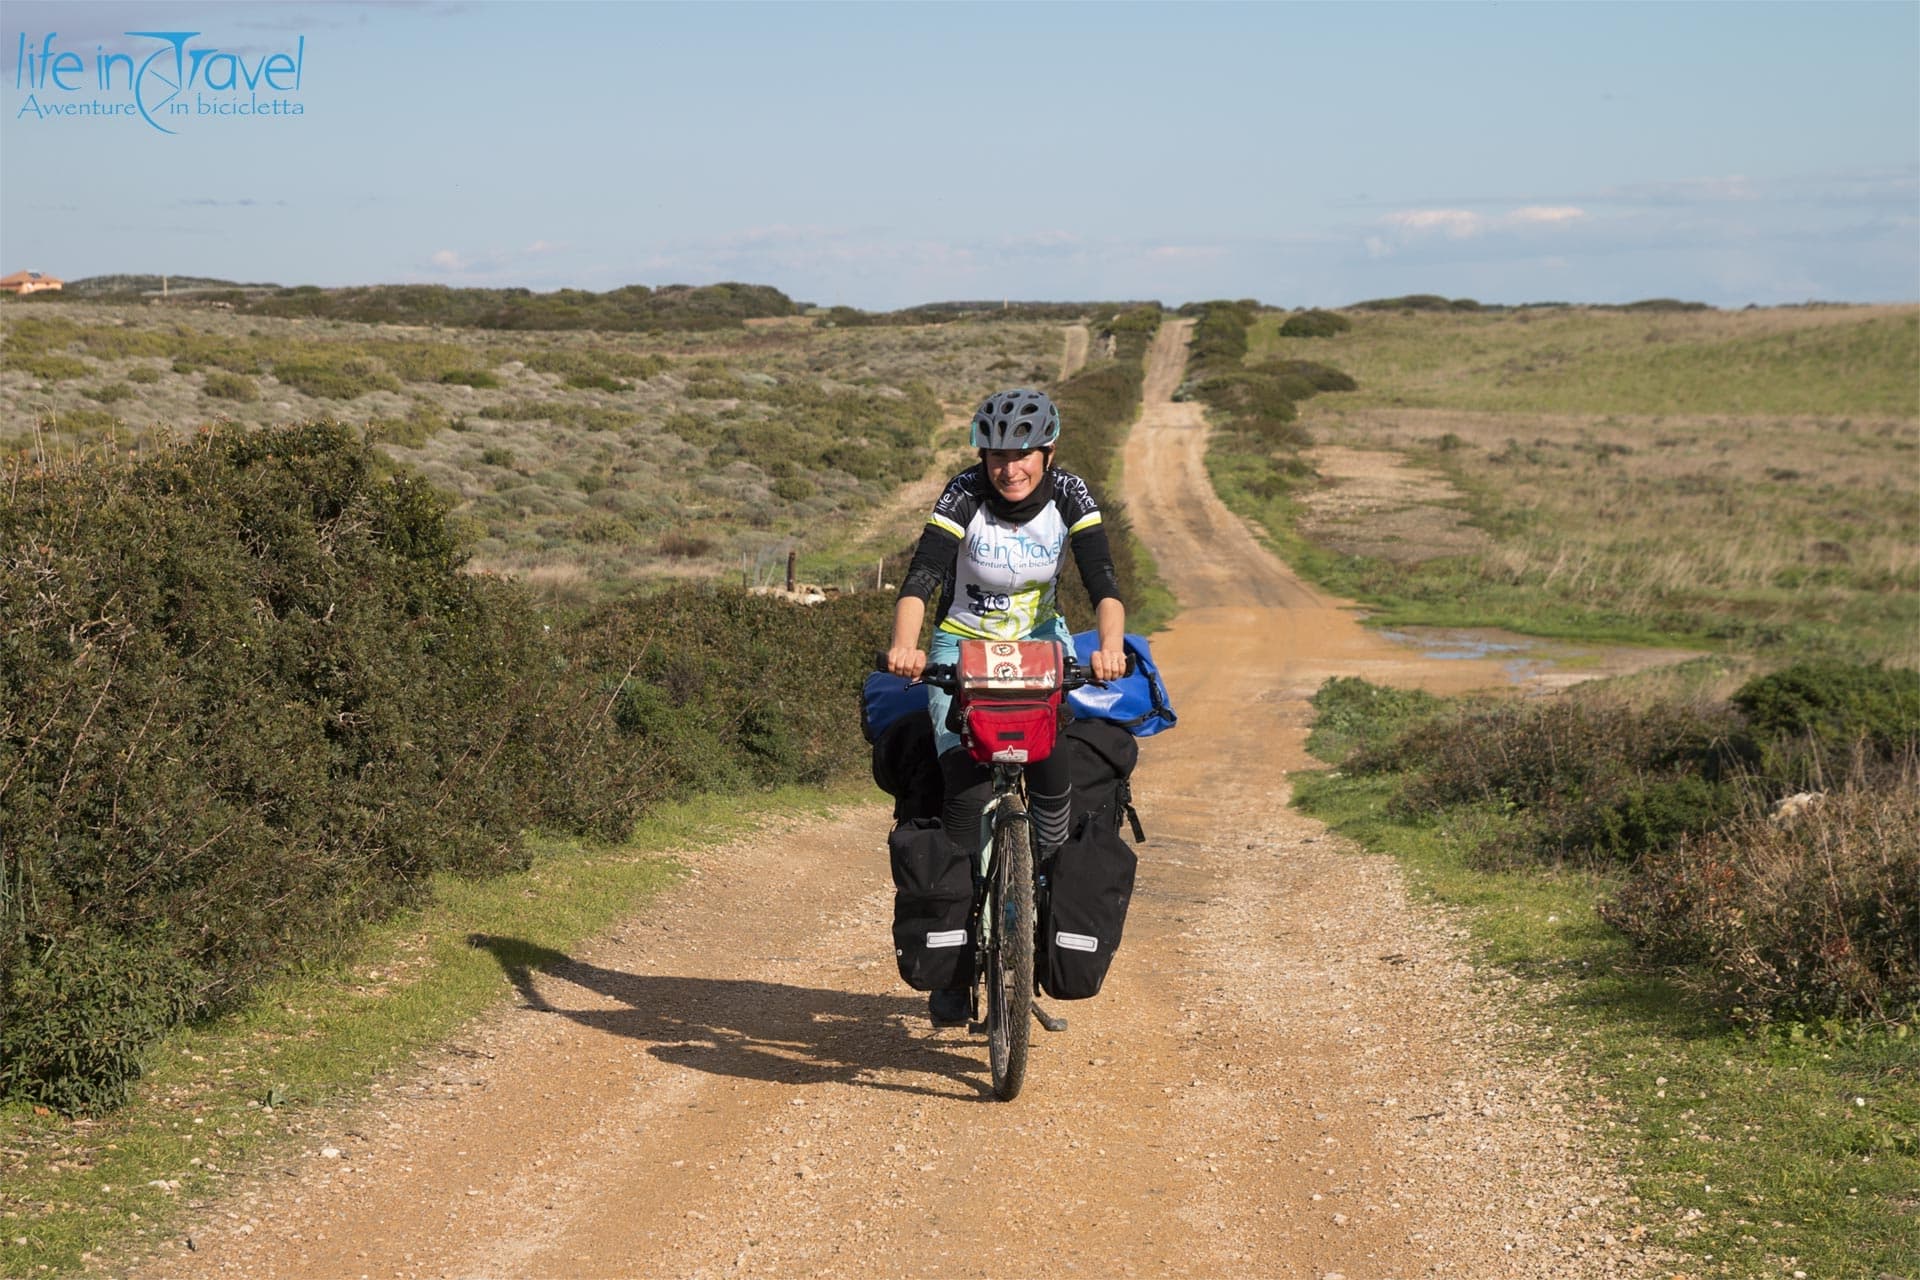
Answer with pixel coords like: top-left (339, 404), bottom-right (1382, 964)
top-left (467, 934), bottom-right (993, 1101)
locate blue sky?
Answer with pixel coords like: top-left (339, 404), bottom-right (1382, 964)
top-left (3, 1), bottom-right (1915, 310)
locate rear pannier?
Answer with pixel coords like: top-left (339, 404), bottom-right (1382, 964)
top-left (1039, 816), bottom-right (1137, 1000)
top-left (888, 819), bottom-right (973, 991)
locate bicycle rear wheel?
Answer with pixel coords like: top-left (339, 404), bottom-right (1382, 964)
top-left (986, 798), bottom-right (1034, 1101)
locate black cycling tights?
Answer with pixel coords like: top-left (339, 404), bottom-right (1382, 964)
top-left (938, 747), bottom-right (1072, 860)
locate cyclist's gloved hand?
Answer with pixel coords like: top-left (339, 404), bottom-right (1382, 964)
top-left (887, 646), bottom-right (927, 680)
top-left (1090, 645), bottom-right (1128, 684)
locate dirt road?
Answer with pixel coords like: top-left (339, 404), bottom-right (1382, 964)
top-left (138, 323), bottom-right (1656, 1279)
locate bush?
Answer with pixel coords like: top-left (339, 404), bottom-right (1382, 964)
top-left (1731, 661), bottom-right (1920, 762)
top-left (0, 425), bottom-right (640, 1111)
top-left (1279, 309), bottom-right (1351, 338)
top-left (272, 355), bottom-right (402, 400)
top-left (203, 370), bottom-right (260, 402)
top-left (83, 382), bottom-right (134, 403)
top-left (1306, 677), bottom-right (1442, 763)
top-left (125, 365), bottom-right (163, 384)
top-left (1601, 779), bottom-right (1919, 1021)
top-left (1, 425), bottom-right (898, 1113)
top-left (440, 369), bottom-right (501, 389)
top-left (4, 352), bottom-right (92, 381)
top-left (1370, 697), bottom-right (1750, 866)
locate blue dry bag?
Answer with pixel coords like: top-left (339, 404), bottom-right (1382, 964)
top-left (1066, 632), bottom-right (1177, 737)
top-left (861, 671), bottom-right (930, 745)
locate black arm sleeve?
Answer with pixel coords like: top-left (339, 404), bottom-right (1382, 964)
top-left (899, 525), bottom-right (959, 602)
top-left (1070, 523), bottom-right (1123, 606)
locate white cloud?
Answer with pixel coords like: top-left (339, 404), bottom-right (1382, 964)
top-left (428, 249), bottom-right (468, 271)
top-left (1381, 209), bottom-right (1486, 238)
top-left (1509, 206), bottom-right (1587, 225)
top-left (1146, 245), bottom-right (1227, 262)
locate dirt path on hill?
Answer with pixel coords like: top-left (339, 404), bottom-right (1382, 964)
top-left (1061, 323), bottom-right (1090, 380)
top-left (133, 322), bottom-right (1664, 1280)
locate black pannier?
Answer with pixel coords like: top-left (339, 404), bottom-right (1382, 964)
top-left (1038, 816), bottom-right (1137, 1000)
top-left (871, 711), bottom-right (943, 824)
top-left (888, 819), bottom-right (973, 991)
top-left (1038, 718), bottom-right (1144, 1000)
top-left (1061, 718), bottom-right (1145, 841)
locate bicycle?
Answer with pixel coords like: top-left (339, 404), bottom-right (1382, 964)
top-left (884, 638), bottom-right (1117, 1101)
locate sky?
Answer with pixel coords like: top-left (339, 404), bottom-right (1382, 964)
top-left (2, 1), bottom-right (1916, 311)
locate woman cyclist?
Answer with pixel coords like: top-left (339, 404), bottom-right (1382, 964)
top-left (886, 387), bottom-right (1127, 1024)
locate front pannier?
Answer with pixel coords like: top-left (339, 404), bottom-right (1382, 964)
top-left (1039, 816), bottom-right (1137, 1000)
top-left (888, 819), bottom-right (973, 991)
top-left (1060, 718), bottom-right (1145, 841)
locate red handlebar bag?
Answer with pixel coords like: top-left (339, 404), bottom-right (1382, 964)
top-left (957, 640), bottom-right (1063, 766)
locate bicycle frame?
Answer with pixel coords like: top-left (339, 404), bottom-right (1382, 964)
top-left (970, 764), bottom-right (1031, 954)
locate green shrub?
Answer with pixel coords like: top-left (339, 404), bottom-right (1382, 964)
top-left (1372, 698), bottom-right (1750, 866)
top-left (0, 424), bottom-right (654, 1112)
top-left (773, 475), bottom-right (815, 500)
top-left (203, 370), bottom-right (260, 402)
top-left (83, 382), bottom-right (134, 403)
top-left (0, 926), bottom-right (199, 1114)
top-left (479, 446), bottom-right (515, 468)
top-left (440, 369), bottom-right (501, 389)
top-left (1732, 661), bottom-right (1920, 761)
top-left (1306, 677), bottom-right (1442, 763)
top-left (564, 372), bottom-right (632, 392)
top-left (125, 365), bottom-right (163, 385)
top-left (1602, 779), bottom-right (1919, 1021)
top-left (4, 352), bottom-right (92, 381)
top-left (272, 355), bottom-right (402, 400)
top-left (1279, 309), bottom-right (1351, 338)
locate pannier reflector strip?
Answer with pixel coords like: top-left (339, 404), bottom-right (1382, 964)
top-left (926, 929), bottom-right (968, 949)
top-left (1054, 931), bottom-right (1099, 953)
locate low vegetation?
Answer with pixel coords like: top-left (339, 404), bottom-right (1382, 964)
top-left (1, 300), bottom-right (1067, 599)
top-left (0, 424), bottom-right (894, 1117)
top-left (1298, 669), bottom-right (1917, 1276)
top-left (1253, 302), bottom-right (1919, 1276)
top-left (1210, 304), bottom-right (1920, 664)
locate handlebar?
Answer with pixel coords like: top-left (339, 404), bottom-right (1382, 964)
top-left (874, 650), bottom-right (1134, 693)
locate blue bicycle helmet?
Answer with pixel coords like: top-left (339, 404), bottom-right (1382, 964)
top-left (970, 388), bottom-right (1060, 450)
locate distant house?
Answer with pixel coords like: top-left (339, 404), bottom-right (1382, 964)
top-left (0, 271), bottom-right (64, 295)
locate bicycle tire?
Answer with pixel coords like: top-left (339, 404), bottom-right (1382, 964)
top-left (986, 798), bottom-right (1034, 1101)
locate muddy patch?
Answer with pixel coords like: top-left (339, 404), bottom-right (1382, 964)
top-left (1379, 624), bottom-right (1705, 693)
top-left (1300, 444), bottom-right (1490, 563)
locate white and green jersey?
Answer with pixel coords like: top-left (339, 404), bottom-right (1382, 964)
top-left (904, 465), bottom-right (1114, 641)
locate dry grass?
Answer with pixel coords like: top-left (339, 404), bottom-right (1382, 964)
top-left (0, 302), bottom-right (1065, 598)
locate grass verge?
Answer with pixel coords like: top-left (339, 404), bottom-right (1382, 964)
top-left (1293, 771), bottom-right (1919, 1278)
top-left (0, 782), bottom-right (869, 1277)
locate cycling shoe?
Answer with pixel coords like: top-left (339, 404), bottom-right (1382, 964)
top-left (927, 986), bottom-right (970, 1027)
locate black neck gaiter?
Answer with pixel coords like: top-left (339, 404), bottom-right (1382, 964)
top-left (982, 464), bottom-right (1054, 525)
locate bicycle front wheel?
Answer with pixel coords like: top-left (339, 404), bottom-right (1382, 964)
top-left (986, 798), bottom-right (1034, 1101)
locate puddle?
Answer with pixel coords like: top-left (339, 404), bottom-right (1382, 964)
top-left (1378, 625), bottom-right (1702, 692)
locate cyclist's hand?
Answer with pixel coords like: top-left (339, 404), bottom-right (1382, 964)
top-left (887, 646), bottom-right (927, 679)
top-left (1090, 645), bottom-right (1127, 683)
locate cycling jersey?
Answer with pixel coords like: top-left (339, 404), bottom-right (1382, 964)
top-left (900, 464), bottom-right (1122, 640)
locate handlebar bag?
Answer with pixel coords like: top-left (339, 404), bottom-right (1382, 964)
top-left (1038, 813), bottom-right (1138, 1000)
top-left (1065, 631), bottom-right (1177, 737)
top-left (888, 819), bottom-right (974, 991)
top-left (957, 640), bottom-right (1063, 766)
